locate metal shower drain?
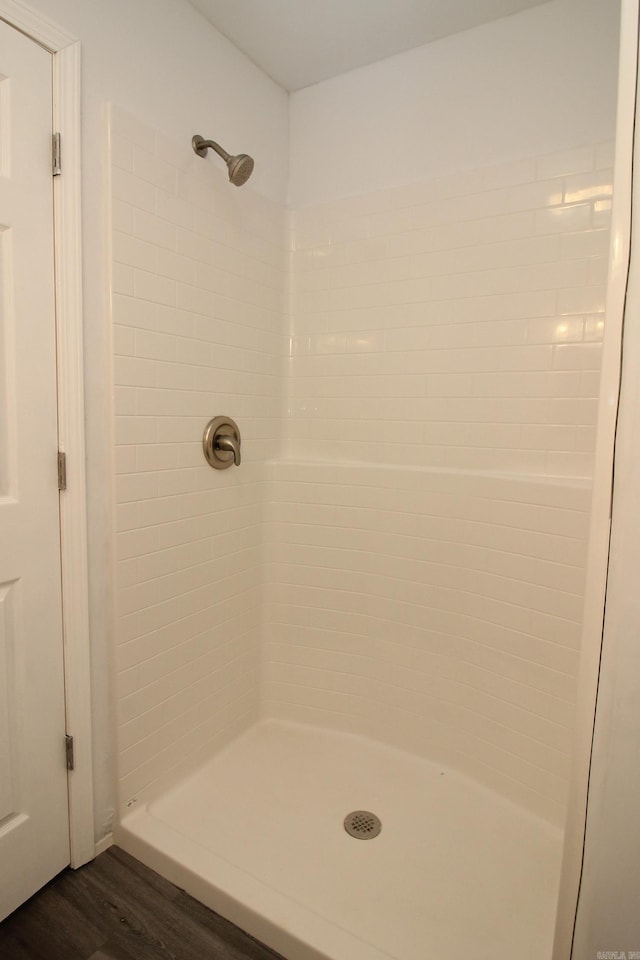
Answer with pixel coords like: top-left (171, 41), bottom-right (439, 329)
top-left (344, 810), bottom-right (382, 839)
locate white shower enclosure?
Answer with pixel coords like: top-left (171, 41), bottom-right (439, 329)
top-left (109, 1), bottom-right (627, 958)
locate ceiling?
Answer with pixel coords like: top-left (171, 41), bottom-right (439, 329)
top-left (187, 0), bottom-right (551, 92)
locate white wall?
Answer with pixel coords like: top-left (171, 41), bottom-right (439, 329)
top-left (15, 0), bottom-right (289, 842)
top-left (289, 0), bottom-right (620, 206)
top-left (34, 0), bottom-right (289, 202)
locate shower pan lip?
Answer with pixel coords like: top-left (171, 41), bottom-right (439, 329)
top-left (118, 803), bottom-right (390, 960)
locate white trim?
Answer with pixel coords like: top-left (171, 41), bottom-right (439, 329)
top-left (53, 41), bottom-right (95, 870)
top-left (0, 0), bottom-right (73, 50)
top-left (94, 833), bottom-right (114, 857)
top-left (0, 0), bottom-right (95, 868)
top-left (552, 1), bottom-right (639, 956)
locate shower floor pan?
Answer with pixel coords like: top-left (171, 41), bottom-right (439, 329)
top-left (117, 720), bottom-right (562, 960)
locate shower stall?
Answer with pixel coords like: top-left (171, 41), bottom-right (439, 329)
top-left (110, 1), bottom-right (629, 957)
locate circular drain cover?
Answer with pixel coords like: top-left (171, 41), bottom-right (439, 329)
top-left (344, 810), bottom-right (382, 839)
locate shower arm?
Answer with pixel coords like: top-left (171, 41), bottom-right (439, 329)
top-left (192, 136), bottom-right (231, 162)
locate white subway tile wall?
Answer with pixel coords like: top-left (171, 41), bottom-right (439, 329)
top-left (111, 116), bottom-right (609, 825)
top-left (289, 145), bottom-right (613, 476)
top-left (264, 462), bottom-right (590, 824)
top-left (272, 142), bottom-right (611, 823)
top-left (111, 107), bottom-right (288, 807)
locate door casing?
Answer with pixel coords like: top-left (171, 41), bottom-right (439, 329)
top-left (0, 0), bottom-right (94, 868)
top-left (552, 0), bottom-right (638, 955)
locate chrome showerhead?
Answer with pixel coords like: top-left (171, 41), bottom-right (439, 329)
top-left (192, 135), bottom-right (254, 187)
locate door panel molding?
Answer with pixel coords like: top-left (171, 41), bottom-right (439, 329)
top-left (0, 0), bottom-right (94, 868)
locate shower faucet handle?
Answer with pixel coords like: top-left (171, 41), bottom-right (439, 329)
top-left (203, 416), bottom-right (242, 469)
top-left (215, 433), bottom-right (241, 466)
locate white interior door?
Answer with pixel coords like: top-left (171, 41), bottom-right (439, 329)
top-left (0, 17), bottom-right (70, 918)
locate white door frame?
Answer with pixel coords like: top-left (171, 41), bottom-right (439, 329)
top-left (0, 0), bottom-right (94, 867)
top-left (552, 0), bottom-right (638, 956)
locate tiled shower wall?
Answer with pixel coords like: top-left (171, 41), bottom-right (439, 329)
top-left (264, 463), bottom-right (591, 824)
top-left (110, 107), bottom-right (287, 807)
top-left (110, 116), bottom-right (612, 824)
top-left (289, 144), bottom-right (613, 474)
top-left (265, 143), bottom-right (613, 824)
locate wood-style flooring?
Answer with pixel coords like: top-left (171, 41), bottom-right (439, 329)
top-left (0, 846), bottom-right (286, 960)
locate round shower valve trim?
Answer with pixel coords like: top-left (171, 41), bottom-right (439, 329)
top-left (203, 416), bottom-right (242, 469)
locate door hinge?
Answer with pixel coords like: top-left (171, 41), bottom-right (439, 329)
top-left (57, 451), bottom-right (67, 491)
top-left (65, 734), bottom-right (74, 771)
top-left (52, 132), bottom-right (61, 176)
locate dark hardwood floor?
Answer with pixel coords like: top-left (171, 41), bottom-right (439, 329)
top-left (0, 846), bottom-right (286, 960)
